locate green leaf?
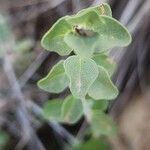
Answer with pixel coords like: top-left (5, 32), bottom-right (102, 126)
top-left (42, 96), bottom-right (83, 124)
top-left (66, 12), bottom-right (131, 53)
top-left (91, 110), bottom-right (117, 137)
top-left (88, 99), bottom-right (109, 111)
top-left (64, 32), bottom-right (99, 58)
top-left (92, 53), bottom-right (116, 76)
top-left (42, 99), bottom-right (63, 122)
top-left (78, 3), bottom-right (112, 17)
top-left (41, 16), bottom-right (72, 56)
top-left (61, 96), bottom-right (83, 124)
top-left (66, 11), bottom-right (101, 34)
top-left (73, 138), bottom-right (109, 150)
top-left (64, 56), bottom-right (99, 98)
top-left (93, 16), bottom-right (132, 52)
top-left (84, 99), bottom-right (108, 112)
top-left (38, 60), bottom-right (69, 93)
top-left (41, 3), bottom-right (131, 56)
top-left (88, 66), bottom-right (118, 100)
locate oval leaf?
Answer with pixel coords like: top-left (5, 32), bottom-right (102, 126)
top-left (66, 12), bottom-right (131, 52)
top-left (64, 56), bottom-right (99, 98)
top-left (88, 66), bottom-right (118, 100)
top-left (92, 53), bottom-right (116, 76)
top-left (93, 15), bottom-right (131, 51)
top-left (64, 32), bottom-right (99, 58)
top-left (66, 11), bottom-right (101, 34)
top-left (43, 99), bottom-right (63, 122)
top-left (38, 60), bottom-right (69, 93)
top-left (61, 96), bottom-right (83, 124)
top-left (41, 16), bottom-right (72, 56)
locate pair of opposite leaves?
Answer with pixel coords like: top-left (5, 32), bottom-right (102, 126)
top-left (41, 3), bottom-right (131, 57)
top-left (43, 95), bottom-right (116, 136)
top-left (38, 54), bottom-right (118, 100)
top-left (38, 51), bottom-right (118, 134)
top-left (38, 3), bottom-right (131, 100)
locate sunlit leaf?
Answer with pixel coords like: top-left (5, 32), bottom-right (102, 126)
top-left (64, 32), bottom-right (99, 58)
top-left (38, 60), bottom-right (69, 93)
top-left (92, 53), bottom-right (116, 76)
top-left (66, 11), bottom-right (101, 34)
top-left (64, 56), bottom-right (99, 98)
top-left (88, 66), bottom-right (118, 100)
top-left (93, 16), bottom-right (131, 52)
top-left (41, 16), bottom-right (72, 56)
top-left (41, 3), bottom-right (131, 56)
top-left (66, 12), bottom-right (131, 52)
top-left (43, 99), bottom-right (63, 122)
top-left (61, 96), bottom-right (83, 124)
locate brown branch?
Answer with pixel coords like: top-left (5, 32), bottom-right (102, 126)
top-left (3, 50), bottom-right (46, 150)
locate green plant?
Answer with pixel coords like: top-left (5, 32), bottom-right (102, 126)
top-left (37, 2), bottom-right (131, 148)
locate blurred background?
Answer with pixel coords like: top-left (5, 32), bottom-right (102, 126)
top-left (0, 0), bottom-right (150, 150)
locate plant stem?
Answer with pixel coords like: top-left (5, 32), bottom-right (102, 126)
top-left (81, 98), bottom-right (92, 122)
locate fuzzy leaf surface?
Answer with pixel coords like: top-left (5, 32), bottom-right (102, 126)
top-left (61, 96), bottom-right (83, 124)
top-left (43, 99), bottom-right (63, 122)
top-left (92, 15), bottom-right (132, 52)
top-left (38, 60), bottom-right (69, 93)
top-left (67, 12), bottom-right (131, 51)
top-left (64, 56), bottom-right (99, 98)
top-left (92, 53), bottom-right (116, 76)
top-left (41, 16), bottom-right (72, 56)
top-left (64, 32), bottom-right (99, 58)
top-left (88, 66), bottom-right (118, 100)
